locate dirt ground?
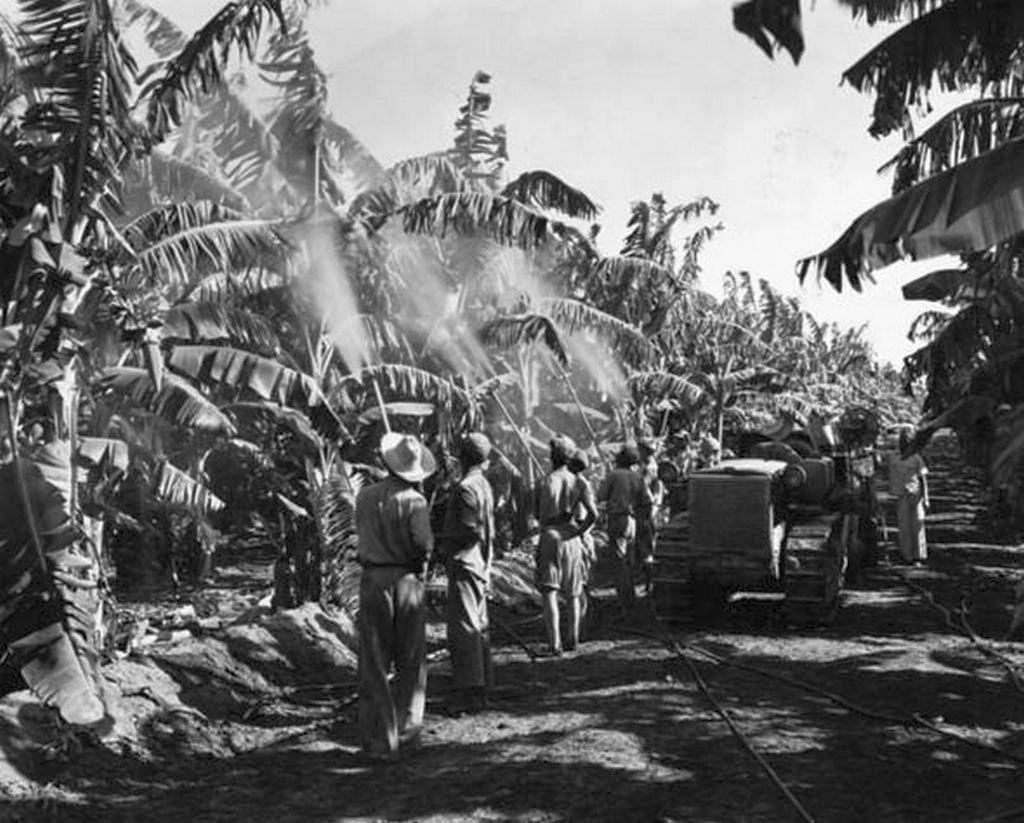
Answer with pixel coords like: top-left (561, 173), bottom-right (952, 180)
top-left (4, 433), bottom-right (1024, 822)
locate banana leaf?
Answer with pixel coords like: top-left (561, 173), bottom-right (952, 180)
top-left (0, 441), bottom-right (109, 729)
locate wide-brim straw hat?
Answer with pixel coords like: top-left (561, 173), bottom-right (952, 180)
top-left (380, 433), bottom-right (436, 483)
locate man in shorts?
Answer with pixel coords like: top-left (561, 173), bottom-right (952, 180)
top-left (534, 437), bottom-right (597, 654)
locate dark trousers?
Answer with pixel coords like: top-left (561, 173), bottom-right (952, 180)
top-left (358, 567), bottom-right (426, 756)
top-left (446, 560), bottom-right (493, 692)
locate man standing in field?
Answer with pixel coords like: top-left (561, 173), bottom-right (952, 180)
top-left (442, 432), bottom-right (496, 715)
top-left (636, 441), bottom-right (665, 597)
top-left (355, 433), bottom-right (436, 762)
top-left (599, 444), bottom-right (652, 613)
top-left (535, 437), bottom-right (597, 654)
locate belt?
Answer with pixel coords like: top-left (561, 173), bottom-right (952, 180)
top-left (359, 561), bottom-right (421, 572)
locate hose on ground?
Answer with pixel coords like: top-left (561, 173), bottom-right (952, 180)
top-left (893, 569), bottom-right (1024, 693)
top-left (616, 624), bottom-right (817, 822)
top-left (615, 624), bottom-right (1024, 770)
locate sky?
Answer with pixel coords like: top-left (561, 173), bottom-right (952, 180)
top-left (18, 0), bottom-right (954, 366)
top-left (292, 0), bottom-right (947, 367)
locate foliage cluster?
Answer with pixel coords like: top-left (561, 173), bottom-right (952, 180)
top-left (0, 0), bottom-right (905, 729)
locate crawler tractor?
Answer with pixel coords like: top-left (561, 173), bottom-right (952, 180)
top-left (652, 446), bottom-right (856, 625)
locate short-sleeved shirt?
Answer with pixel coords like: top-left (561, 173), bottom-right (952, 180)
top-left (598, 468), bottom-right (651, 516)
top-left (441, 469), bottom-right (494, 571)
top-left (356, 476), bottom-right (434, 570)
top-left (536, 466), bottom-right (587, 534)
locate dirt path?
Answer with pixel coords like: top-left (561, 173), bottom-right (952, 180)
top-left (5, 434), bottom-right (1024, 822)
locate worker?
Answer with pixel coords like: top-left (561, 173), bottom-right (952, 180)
top-left (568, 447), bottom-right (598, 630)
top-left (636, 442), bottom-right (665, 596)
top-left (598, 443), bottom-right (652, 613)
top-left (535, 436), bottom-right (597, 654)
top-left (441, 432), bottom-right (496, 715)
top-left (355, 432), bottom-right (436, 762)
top-left (888, 428), bottom-right (929, 564)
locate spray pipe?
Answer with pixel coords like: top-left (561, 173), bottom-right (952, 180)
top-left (553, 362), bottom-right (599, 446)
top-left (491, 392), bottom-right (544, 475)
top-left (371, 377), bottom-right (391, 434)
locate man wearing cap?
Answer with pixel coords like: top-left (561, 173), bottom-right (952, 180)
top-left (598, 443), bottom-right (652, 612)
top-left (535, 436), bottom-right (597, 654)
top-left (355, 433), bottom-right (436, 762)
top-left (441, 432), bottom-right (496, 714)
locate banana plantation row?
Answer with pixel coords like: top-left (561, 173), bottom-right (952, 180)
top-left (2, 0), bottom-right (1023, 734)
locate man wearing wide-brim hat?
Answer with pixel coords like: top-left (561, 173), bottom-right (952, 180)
top-left (355, 432), bottom-right (436, 762)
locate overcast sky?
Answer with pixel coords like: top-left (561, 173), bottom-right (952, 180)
top-left (30, 1), bottom-right (956, 365)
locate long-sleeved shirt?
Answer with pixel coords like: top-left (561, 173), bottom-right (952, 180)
top-left (356, 476), bottom-right (434, 571)
top-left (598, 468), bottom-right (651, 516)
top-left (441, 469), bottom-right (495, 570)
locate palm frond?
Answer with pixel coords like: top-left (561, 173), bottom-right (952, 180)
top-left (538, 296), bottom-right (658, 365)
top-left (347, 153), bottom-right (460, 231)
top-left (399, 192), bottom-right (586, 251)
top-left (901, 267), bottom-right (993, 302)
top-left (125, 202), bottom-right (290, 283)
top-left (591, 255), bottom-right (677, 287)
top-left (318, 466), bottom-right (360, 612)
top-left (197, 82), bottom-right (281, 192)
top-left (163, 301), bottom-right (280, 352)
top-left (477, 313), bottom-right (569, 365)
top-left (168, 344), bottom-right (324, 408)
top-left (903, 302), bottom-right (993, 410)
top-left (360, 313), bottom-right (413, 361)
top-left (501, 170), bottom-right (599, 220)
top-left (837, 0), bottom-right (946, 24)
top-left (77, 436), bottom-right (130, 473)
top-left (797, 135), bottom-right (1024, 291)
top-left (880, 98), bottom-right (1024, 193)
top-left (907, 308), bottom-right (953, 342)
top-left (126, 151), bottom-right (250, 211)
top-left (225, 400), bottom-right (322, 451)
top-left (732, 0), bottom-right (804, 64)
top-left (98, 365), bottom-right (236, 433)
top-left (627, 370), bottom-right (705, 406)
top-left (153, 458), bottom-right (224, 515)
top-left (121, 0), bottom-right (188, 56)
top-left (21, 0), bottom-right (141, 221)
top-left (843, 1), bottom-right (1024, 138)
top-left (144, 0), bottom-right (286, 142)
top-left (337, 363), bottom-right (471, 413)
top-left (181, 268), bottom-right (285, 303)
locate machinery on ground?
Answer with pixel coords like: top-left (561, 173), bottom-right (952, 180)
top-left (653, 409), bottom-right (881, 625)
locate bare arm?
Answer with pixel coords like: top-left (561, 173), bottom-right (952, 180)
top-left (576, 480), bottom-right (598, 537)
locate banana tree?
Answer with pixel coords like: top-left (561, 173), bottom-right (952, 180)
top-left (0, 0), bottom-right (288, 726)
